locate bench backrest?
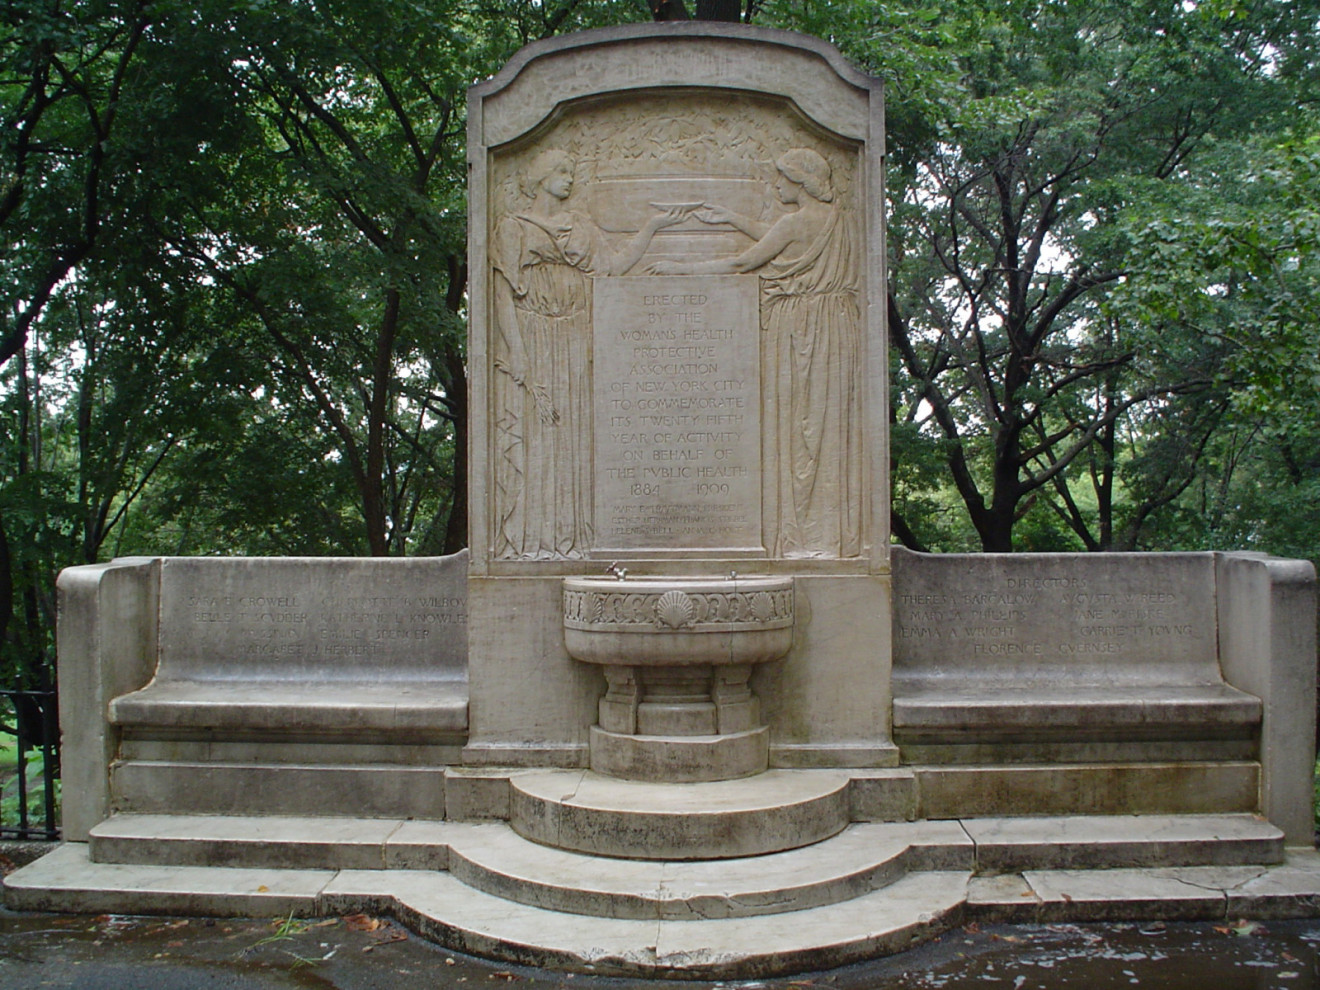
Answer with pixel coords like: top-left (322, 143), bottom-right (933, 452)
top-left (154, 551), bottom-right (468, 683)
top-left (892, 549), bottom-right (1222, 688)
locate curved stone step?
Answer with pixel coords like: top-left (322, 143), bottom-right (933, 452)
top-left (448, 820), bottom-right (973, 919)
top-left (323, 864), bottom-right (972, 978)
top-left (509, 768), bottom-right (851, 858)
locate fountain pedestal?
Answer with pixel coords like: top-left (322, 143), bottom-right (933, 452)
top-left (563, 575), bottom-right (795, 782)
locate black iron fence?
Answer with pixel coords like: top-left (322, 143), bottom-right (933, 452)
top-left (1, 688), bottom-right (59, 841)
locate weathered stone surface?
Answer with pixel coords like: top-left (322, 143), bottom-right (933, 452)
top-left (4, 842), bottom-right (331, 918)
top-left (893, 550), bottom-right (1222, 682)
top-left (962, 814), bottom-right (1284, 872)
top-left (89, 813), bottom-right (403, 871)
top-left (468, 26), bottom-right (888, 571)
top-left (589, 725), bottom-right (769, 782)
top-left (1216, 552), bottom-right (1318, 845)
top-left (891, 550), bottom-right (1266, 770)
top-left (509, 769), bottom-right (850, 859)
top-left (847, 769), bottom-right (918, 821)
top-left (915, 762), bottom-right (1260, 819)
top-left (109, 552), bottom-right (469, 738)
top-left (14, 815), bottom-right (1320, 979)
top-left (109, 761), bottom-right (448, 820)
top-left (447, 819), bottom-right (970, 920)
top-left (444, 767), bottom-right (518, 821)
top-left (592, 275), bottom-right (762, 553)
top-left (464, 24), bottom-right (894, 777)
top-left (56, 558), bottom-right (159, 842)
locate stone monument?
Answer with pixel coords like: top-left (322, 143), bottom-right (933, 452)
top-left (6, 23), bottom-right (1319, 981)
top-left (462, 21), bottom-right (894, 778)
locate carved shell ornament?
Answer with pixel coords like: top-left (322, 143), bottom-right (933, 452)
top-left (655, 590), bottom-right (697, 629)
top-left (749, 591), bottom-right (775, 622)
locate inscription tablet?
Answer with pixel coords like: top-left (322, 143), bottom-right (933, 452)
top-left (593, 275), bottom-right (761, 552)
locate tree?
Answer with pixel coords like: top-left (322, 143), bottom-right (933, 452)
top-left (0, 0), bottom-right (154, 369)
top-left (1112, 123), bottom-right (1320, 556)
top-left (773, 0), bottom-right (1320, 551)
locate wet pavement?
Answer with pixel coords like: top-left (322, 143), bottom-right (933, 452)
top-left (3, 908), bottom-right (1320, 989)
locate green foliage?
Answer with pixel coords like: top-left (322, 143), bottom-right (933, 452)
top-left (0, 729), bottom-right (59, 832)
top-left (1, 0), bottom-right (1318, 700)
top-left (0, 0), bottom-right (652, 686)
top-left (771, 0), bottom-right (1320, 555)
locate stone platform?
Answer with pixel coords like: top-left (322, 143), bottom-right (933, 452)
top-left (8, 809), bottom-right (1315, 980)
top-left (8, 763), bottom-right (1315, 980)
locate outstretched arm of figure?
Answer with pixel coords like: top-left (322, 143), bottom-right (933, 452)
top-left (610, 206), bottom-right (691, 275)
top-left (649, 213), bottom-right (799, 276)
top-left (694, 204), bottom-right (770, 240)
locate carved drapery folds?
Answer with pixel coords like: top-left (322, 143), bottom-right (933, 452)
top-left (489, 93), bottom-right (863, 560)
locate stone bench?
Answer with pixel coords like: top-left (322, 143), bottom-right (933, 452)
top-left (890, 550), bottom-right (1264, 763)
top-left (104, 553), bottom-right (469, 744)
top-left (110, 680), bottom-right (468, 739)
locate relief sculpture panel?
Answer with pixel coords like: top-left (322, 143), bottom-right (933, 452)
top-left (489, 92), bottom-right (863, 560)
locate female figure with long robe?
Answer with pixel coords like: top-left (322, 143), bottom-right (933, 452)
top-left (651, 148), bottom-right (863, 557)
top-left (491, 150), bottom-right (684, 558)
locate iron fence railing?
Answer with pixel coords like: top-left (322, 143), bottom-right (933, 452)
top-left (1, 688), bottom-right (59, 841)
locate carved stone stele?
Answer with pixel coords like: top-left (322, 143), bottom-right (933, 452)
top-left (465, 25), bottom-right (897, 774)
top-left (469, 24), bottom-right (888, 573)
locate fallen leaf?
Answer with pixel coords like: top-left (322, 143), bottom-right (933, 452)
top-left (345, 914), bottom-right (385, 932)
top-left (256, 885), bottom-right (269, 893)
top-left (491, 972), bottom-right (518, 982)
top-left (311, 918), bottom-right (338, 929)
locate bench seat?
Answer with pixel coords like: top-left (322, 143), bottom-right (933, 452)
top-left (893, 682), bottom-right (1261, 741)
top-left (109, 679), bottom-right (468, 737)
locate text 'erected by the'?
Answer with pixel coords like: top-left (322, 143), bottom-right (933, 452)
top-left (594, 275), bottom-right (761, 551)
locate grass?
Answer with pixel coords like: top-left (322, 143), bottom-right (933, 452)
top-left (0, 731), bottom-right (60, 833)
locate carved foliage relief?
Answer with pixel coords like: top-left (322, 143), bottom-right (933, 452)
top-left (488, 92), bottom-right (863, 561)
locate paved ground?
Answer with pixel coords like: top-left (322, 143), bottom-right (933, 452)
top-left (5, 904), bottom-right (1320, 989)
top-left (5, 845), bottom-right (1320, 989)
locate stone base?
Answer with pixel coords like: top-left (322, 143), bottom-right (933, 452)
top-left (509, 768), bottom-right (851, 859)
top-left (6, 812), bottom-right (1306, 980)
top-left (589, 725), bottom-right (768, 782)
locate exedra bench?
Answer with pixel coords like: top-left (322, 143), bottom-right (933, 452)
top-left (105, 553), bottom-right (469, 744)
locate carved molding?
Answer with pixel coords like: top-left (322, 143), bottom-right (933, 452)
top-left (563, 587), bottom-right (793, 631)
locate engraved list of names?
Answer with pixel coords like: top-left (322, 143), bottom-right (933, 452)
top-left (593, 275), bottom-right (761, 552)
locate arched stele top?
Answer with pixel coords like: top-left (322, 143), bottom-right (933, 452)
top-left (470, 23), bottom-right (882, 150)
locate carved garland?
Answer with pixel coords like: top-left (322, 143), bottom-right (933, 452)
top-left (563, 588), bottom-right (793, 631)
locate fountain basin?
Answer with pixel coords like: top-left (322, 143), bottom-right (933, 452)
top-left (562, 575), bottom-right (794, 667)
top-left (563, 575), bottom-right (795, 782)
